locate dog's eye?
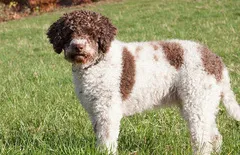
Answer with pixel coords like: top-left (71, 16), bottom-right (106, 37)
top-left (64, 40), bottom-right (72, 48)
top-left (64, 43), bottom-right (70, 49)
top-left (97, 39), bottom-right (101, 46)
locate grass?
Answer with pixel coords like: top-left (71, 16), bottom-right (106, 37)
top-left (0, 0), bottom-right (240, 154)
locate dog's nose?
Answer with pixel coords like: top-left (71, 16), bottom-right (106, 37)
top-left (72, 43), bottom-right (84, 52)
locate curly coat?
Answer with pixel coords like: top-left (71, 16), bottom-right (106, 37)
top-left (46, 10), bottom-right (240, 155)
top-left (47, 10), bottom-right (117, 54)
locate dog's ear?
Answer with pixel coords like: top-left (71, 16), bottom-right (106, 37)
top-left (46, 17), bottom-right (72, 54)
top-left (97, 16), bottom-right (117, 53)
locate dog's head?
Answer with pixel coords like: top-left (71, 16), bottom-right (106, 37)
top-left (47, 10), bottom-right (117, 64)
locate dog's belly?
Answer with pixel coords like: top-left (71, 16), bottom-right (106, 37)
top-left (121, 85), bottom-right (180, 116)
top-left (121, 60), bottom-right (180, 116)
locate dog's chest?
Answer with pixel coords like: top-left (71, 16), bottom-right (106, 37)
top-left (73, 69), bottom-right (104, 112)
top-left (72, 60), bottom-right (122, 113)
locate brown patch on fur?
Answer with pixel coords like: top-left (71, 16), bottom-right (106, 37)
top-left (46, 17), bottom-right (72, 53)
top-left (220, 92), bottom-right (224, 99)
top-left (135, 46), bottom-right (142, 59)
top-left (154, 54), bottom-right (159, 61)
top-left (106, 129), bottom-right (110, 139)
top-left (47, 10), bottom-right (117, 54)
top-left (199, 46), bottom-right (223, 82)
top-left (159, 42), bottom-right (184, 70)
top-left (136, 46), bottom-right (142, 53)
top-left (120, 47), bottom-right (136, 100)
top-left (151, 43), bottom-right (159, 50)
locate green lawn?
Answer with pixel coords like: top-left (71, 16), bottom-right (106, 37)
top-left (0, 0), bottom-right (240, 154)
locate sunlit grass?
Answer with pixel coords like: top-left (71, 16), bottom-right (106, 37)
top-left (0, 0), bottom-right (239, 154)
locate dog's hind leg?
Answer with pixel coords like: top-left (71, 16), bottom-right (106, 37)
top-left (181, 104), bottom-right (215, 154)
top-left (211, 123), bottom-right (222, 154)
top-left (181, 104), bottom-right (222, 155)
top-left (179, 84), bottom-right (222, 155)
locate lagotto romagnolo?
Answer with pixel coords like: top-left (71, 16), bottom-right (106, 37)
top-left (47, 10), bottom-right (240, 155)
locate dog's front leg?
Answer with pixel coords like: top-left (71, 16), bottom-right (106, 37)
top-left (91, 102), bottom-right (122, 154)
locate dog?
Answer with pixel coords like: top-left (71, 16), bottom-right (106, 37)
top-left (47, 10), bottom-right (240, 154)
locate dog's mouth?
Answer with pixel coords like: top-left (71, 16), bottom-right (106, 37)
top-left (74, 53), bottom-right (87, 63)
top-left (68, 52), bottom-right (91, 64)
top-left (64, 48), bottom-right (94, 64)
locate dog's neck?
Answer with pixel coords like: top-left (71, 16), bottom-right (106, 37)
top-left (72, 52), bottom-right (104, 72)
top-left (71, 39), bottom-right (123, 73)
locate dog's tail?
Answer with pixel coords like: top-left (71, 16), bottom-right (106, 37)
top-left (221, 67), bottom-right (240, 121)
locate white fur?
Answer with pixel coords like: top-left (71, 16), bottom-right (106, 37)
top-left (71, 39), bottom-right (240, 155)
top-left (71, 38), bottom-right (87, 45)
top-left (70, 38), bottom-right (96, 56)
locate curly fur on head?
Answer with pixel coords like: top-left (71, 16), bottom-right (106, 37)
top-left (47, 10), bottom-right (117, 54)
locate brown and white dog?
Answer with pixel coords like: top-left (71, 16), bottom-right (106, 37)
top-left (47, 10), bottom-right (240, 155)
